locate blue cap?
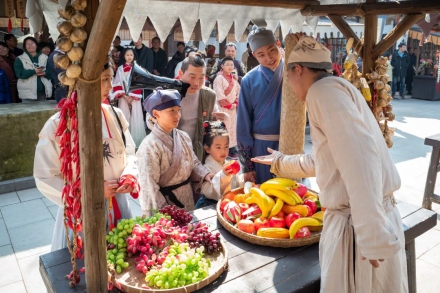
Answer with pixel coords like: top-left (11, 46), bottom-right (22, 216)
top-left (143, 87), bottom-right (181, 118)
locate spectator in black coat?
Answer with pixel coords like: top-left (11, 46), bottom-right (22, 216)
top-left (4, 34), bottom-right (23, 57)
top-left (405, 47), bottom-right (417, 95)
top-left (151, 37), bottom-right (168, 76)
top-left (165, 41), bottom-right (185, 78)
top-left (133, 34), bottom-right (153, 72)
top-left (391, 43), bottom-right (409, 99)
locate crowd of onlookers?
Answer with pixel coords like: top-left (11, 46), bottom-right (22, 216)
top-left (0, 32), bottom-right (270, 105)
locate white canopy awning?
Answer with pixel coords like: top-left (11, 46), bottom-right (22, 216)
top-left (26, 0), bottom-right (361, 43)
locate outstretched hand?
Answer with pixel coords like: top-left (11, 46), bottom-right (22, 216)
top-left (251, 148), bottom-right (276, 166)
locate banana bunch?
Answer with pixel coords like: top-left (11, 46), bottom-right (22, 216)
top-left (289, 217), bottom-right (323, 239)
top-left (261, 178), bottom-right (303, 206)
top-left (245, 188), bottom-right (275, 218)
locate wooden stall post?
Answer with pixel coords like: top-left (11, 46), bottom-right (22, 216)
top-left (362, 0), bottom-right (378, 76)
top-left (279, 34), bottom-right (306, 182)
top-left (76, 0), bottom-right (127, 291)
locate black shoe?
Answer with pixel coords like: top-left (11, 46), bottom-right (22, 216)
top-left (407, 92), bottom-right (412, 95)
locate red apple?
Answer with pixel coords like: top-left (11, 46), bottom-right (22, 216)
top-left (268, 216), bottom-right (285, 228)
top-left (224, 160), bottom-right (241, 175)
top-left (285, 213), bottom-right (301, 228)
top-left (237, 219), bottom-right (255, 234)
top-left (296, 184), bottom-right (308, 198)
top-left (238, 203), bottom-right (250, 215)
top-left (294, 227), bottom-right (311, 238)
top-left (254, 217), bottom-right (271, 232)
top-left (275, 211), bottom-right (285, 218)
top-left (303, 199), bottom-right (318, 214)
top-left (305, 205), bottom-right (313, 217)
top-left (220, 199), bottom-right (231, 212)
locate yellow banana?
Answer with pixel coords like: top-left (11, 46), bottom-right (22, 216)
top-left (268, 198), bottom-right (284, 218)
top-left (289, 217), bottom-right (322, 239)
top-left (288, 190), bottom-right (303, 204)
top-left (245, 195), bottom-right (260, 206)
top-left (305, 191), bottom-right (318, 200)
top-left (250, 188), bottom-right (274, 218)
top-left (269, 178), bottom-right (299, 189)
top-left (260, 181), bottom-right (292, 192)
top-left (264, 188), bottom-right (296, 206)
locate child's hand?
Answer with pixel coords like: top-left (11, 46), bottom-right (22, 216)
top-left (204, 173), bottom-right (215, 182)
top-left (116, 183), bottom-right (134, 194)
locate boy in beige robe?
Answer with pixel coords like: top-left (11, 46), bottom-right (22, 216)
top-left (137, 88), bottom-right (213, 216)
top-left (252, 34), bottom-right (408, 293)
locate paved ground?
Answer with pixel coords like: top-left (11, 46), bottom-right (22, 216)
top-left (0, 97), bottom-right (439, 293)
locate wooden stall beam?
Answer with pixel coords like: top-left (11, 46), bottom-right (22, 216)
top-left (328, 15), bottom-right (363, 56)
top-left (372, 14), bottom-right (424, 59)
top-left (77, 0), bottom-right (127, 292)
top-left (362, 0), bottom-right (377, 77)
top-left (169, 0), bottom-right (319, 9)
top-left (301, 0), bottom-right (440, 17)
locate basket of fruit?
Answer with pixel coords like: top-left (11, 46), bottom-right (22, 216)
top-left (216, 178), bottom-right (324, 248)
top-left (107, 205), bottom-right (228, 292)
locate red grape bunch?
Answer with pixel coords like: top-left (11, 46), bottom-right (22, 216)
top-left (159, 205), bottom-right (193, 226)
top-left (186, 222), bottom-right (222, 254)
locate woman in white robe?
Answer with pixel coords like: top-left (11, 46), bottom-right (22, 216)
top-left (252, 35), bottom-right (407, 293)
top-left (34, 63), bottom-right (139, 251)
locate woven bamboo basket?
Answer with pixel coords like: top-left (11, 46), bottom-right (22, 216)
top-left (108, 240), bottom-right (228, 293)
top-left (216, 188), bottom-right (321, 248)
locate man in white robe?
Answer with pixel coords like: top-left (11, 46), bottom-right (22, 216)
top-left (252, 34), bottom-right (408, 293)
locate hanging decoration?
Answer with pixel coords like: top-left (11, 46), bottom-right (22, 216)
top-left (17, 0), bottom-right (26, 32)
top-left (54, 0), bottom-right (88, 287)
top-left (342, 38), bottom-right (395, 148)
top-left (4, 0), bottom-right (15, 32)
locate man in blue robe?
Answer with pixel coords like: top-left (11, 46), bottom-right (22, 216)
top-left (237, 27), bottom-right (283, 183)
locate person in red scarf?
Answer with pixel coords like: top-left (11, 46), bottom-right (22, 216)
top-left (111, 48), bottom-right (146, 147)
top-left (213, 56), bottom-right (240, 158)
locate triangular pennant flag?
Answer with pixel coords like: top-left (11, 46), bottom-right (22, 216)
top-left (179, 5), bottom-right (199, 43)
top-left (280, 20), bottom-right (292, 39)
top-left (123, 0), bottom-right (149, 41)
top-left (200, 18), bottom-right (218, 44)
top-left (217, 19), bottom-right (234, 43)
top-left (149, 15), bottom-right (179, 42)
top-left (234, 19), bottom-right (250, 42)
top-left (265, 19), bottom-right (280, 33)
top-left (251, 19), bottom-right (267, 28)
top-left (305, 16), bottom-right (319, 35)
top-left (289, 11), bottom-right (306, 38)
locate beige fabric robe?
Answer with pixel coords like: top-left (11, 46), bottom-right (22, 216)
top-left (270, 76), bottom-right (407, 293)
top-left (136, 125), bottom-right (209, 215)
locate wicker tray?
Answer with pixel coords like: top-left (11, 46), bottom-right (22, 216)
top-left (108, 241), bottom-right (228, 293)
top-left (216, 188), bottom-right (321, 248)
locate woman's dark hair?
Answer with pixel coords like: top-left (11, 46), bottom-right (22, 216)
top-left (181, 52), bottom-right (205, 73)
top-left (38, 42), bottom-right (53, 52)
top-left (184, 45), bottom-right (198, 57)
top-left (202, 121), bottom-right (229, 163)
top-left (0, 41), bottom-right (7, 48)
top-left (121, 47), bottom-right (137, 64)
top-left (177, 41), bottom-right (185, 47)
top-left (23, 37), bottom-right (39, 53)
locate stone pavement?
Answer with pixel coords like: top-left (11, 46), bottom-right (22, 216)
top-left (0, 97), bottom-right (439, 293)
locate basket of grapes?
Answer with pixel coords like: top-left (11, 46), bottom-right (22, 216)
top-left (107, 205), bottom-right (228, 292)
top-left (216, 178), bottom-right (324, 248)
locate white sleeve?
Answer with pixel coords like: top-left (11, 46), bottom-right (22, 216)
top-left (201, 170), bottom-right (231, 200)
top-left (270, 152), bottom-right (316, 178)
top-left (33, 117), bottom-right (64, 207)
